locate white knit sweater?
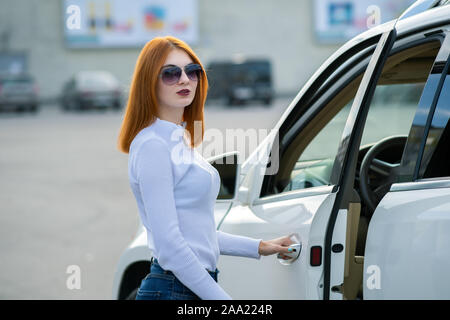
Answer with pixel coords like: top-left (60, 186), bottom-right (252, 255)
top-left (128, 117), bottom-right (262, 300)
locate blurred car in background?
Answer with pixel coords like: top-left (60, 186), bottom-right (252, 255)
top-left (207, 59), bottom-right (273, 106)
top-left (0, 73), bottom-right (39, 112)
top-left (60, 70), bottom-right (122, 111)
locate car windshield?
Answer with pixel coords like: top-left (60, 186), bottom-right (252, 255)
top-left (0, 76), bottom-right (34, 92)
top-left (0, 77), bottom-right (32, 85)
top-left (78, 72), bottom-right (117, 90)
top-left (230, 62), bottom-right (271, 84)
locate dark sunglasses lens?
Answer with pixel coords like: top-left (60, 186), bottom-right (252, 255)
top-left (185, 64), bottom-right (202, 81)
top-left (161, 67), bottom-right (181, 85)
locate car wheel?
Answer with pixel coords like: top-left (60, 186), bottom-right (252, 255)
top-left (112, 100), bottom-right (121, 111)
top-left (125, 288), bottom-right (138, 300)
top-left (69, 100), bottom-right (79, 111)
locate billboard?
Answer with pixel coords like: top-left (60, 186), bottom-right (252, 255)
top-left (63, 0), bottom-right (198, 48)
top-left (313, 0), bottom-right (416, 44)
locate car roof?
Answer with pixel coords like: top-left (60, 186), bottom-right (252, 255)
top-left (398, 0), bottom-right (446, 20)
top-left (75, 70), bottom-right (115, 78)
top-left (208, 59), bottom-right (270, 66)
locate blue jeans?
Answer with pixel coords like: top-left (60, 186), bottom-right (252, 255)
top-left (136, 258), bottom-right (220, 300)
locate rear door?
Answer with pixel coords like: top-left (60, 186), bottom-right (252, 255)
top-left (364, 31), bottom-right (450, 299)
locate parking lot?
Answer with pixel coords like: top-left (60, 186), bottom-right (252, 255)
top-left (0, 98), bottom-right (291, 299)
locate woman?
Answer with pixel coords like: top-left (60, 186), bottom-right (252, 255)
top-left (117, 36), bottom-right (295, 300)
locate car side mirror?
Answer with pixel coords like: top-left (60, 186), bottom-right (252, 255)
top-left (208, 151), bottom-right (241, 201)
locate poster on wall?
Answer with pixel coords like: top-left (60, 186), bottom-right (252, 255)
top-left (63, 0), bottom-right (198, 48)
top-left (314, 0), bottom-right (416, 44)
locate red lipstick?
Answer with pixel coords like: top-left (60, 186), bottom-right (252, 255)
top-left (177, 89), bottom-right (190, 96)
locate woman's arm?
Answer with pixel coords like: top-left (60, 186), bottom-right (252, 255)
top-left (216, 230), bottom-right (262, 259)
top-left (217, 230), bottom-right (295, 260)
top-left (136, 138), bottom-right (232, 300)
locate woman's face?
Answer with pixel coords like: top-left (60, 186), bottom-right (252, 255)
top-left (156, 48), bottom-right (198, 112)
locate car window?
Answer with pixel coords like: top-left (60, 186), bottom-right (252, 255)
top-left (261, 36), bottom-right (381, 197)
top-left (78, 72), bottom-right (118, 89)
top-left (418, 63), bottom-right (450, 179)
top-left (275, 69), bottom-right (364, 194)
top-left (359, 83), bottom-right (425, 147)
top-left (360, 40), bottom-right (441, 145)
top-left (284, 100), bottom-right (353, 191)
top-left (355, 39), bottom-right (441, 193)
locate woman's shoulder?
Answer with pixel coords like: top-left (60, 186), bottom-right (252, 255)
top-left (130, 128), bottom-right (169, 155)
top-left (133, 136), bottom-right (169, 154)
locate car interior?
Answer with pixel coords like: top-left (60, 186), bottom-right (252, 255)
top-left (270, 38), bottom-right (442, 299)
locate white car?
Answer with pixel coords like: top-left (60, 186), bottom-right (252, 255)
top-left (113, 0), bottom-right (450, 300)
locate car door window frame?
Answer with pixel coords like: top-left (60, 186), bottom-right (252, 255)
top-left (417, 33), bottom-right (450, 179)
top-left (258, 34), bottom-right (383, 201)
top-left (258, 29), bottom-right (444, 202)
top-left (391, 30), bottom-right (450, 190)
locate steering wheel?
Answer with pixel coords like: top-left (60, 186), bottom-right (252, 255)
top-left (359, 135), bottom-right (408, 213)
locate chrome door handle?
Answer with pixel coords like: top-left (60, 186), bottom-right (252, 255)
top-left (277, 243), bottom-right (302, 265)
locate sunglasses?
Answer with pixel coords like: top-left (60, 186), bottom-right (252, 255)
top-left (159, 63), bottom-right (203, 85)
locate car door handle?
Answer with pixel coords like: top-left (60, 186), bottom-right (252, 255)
top-left (277, 243), bottom-right (302, 265)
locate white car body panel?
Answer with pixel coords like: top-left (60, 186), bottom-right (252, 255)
top-left (218, 190), bottom-right (342, 299)
top-left (364, 185), bottom-right (450, 299)
top-left (111, 226), bottom-right (149, 299)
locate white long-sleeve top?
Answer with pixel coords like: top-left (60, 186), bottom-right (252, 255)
top-left (128, 117), bottom-right (262, 300)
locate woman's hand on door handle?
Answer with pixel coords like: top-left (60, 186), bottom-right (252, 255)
top-left (258, 234), bottom-right (297, 259)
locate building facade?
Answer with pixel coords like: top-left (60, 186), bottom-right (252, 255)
top-left (0, 0), bottom-right (347, 101)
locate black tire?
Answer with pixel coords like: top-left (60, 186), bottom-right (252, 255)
top-left (263, 98), bottom-right (272, 106)
top-left (68, 100), bottom-right (80, 111)
top-left (125, 288), bottom-right (138, 300)
top-left (112, 100), bottom-right (121, 111)
top-left (60, 98), bottom-right (69, 111)
top-left (227, 96), bottom-right (235, 106)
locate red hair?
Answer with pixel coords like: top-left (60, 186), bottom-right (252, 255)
top-left (117, 36), bottom-right (207, 153)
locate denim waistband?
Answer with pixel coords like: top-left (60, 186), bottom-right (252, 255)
top-left (151, 257), bottom-right (219, 277)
